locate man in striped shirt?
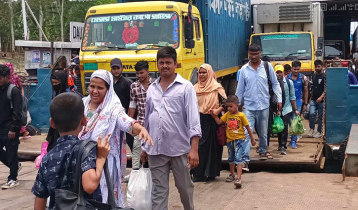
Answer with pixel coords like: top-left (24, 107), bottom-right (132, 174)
top-left (128, 61), bottom-right (152, 170)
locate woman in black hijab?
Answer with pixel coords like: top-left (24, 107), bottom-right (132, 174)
top-left (51, 69), bottom-right (69, 98)
top-left (46, 70), bottom-right (70, 152)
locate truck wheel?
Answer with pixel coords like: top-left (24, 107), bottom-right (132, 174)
top-left (227, 78), bottom-right (237, 96)
top-left (221, 78), bottom-right (229, 93)
top-left (190, 68), bottom-right (198, 85)
top-left (338, 137), bottom-right (348, 162)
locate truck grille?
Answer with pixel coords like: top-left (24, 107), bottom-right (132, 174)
top-left (84, 71), bottom-right (159, 94)
top-left (279, 4), bottom-right (311, 22)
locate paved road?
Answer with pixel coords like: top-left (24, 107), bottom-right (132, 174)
top-left (1, 161), bottom-right (358, 210)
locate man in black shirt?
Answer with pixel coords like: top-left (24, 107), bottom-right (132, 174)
top-left (0, 64), bottom-right (23, 189)
top-left (110, 58), bottom-right (135, 151)
top-left (309, 60), bottom-right (325, 138)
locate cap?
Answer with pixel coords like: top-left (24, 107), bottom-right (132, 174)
top-left (274, 65), bottom-right (284, 72)
top-left (110, 58), bottom-right (122, 68)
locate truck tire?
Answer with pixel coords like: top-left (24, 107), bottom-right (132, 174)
top-left (221, 78), bottom-right (229, 92)
top-left (26, 125), bottom-right (41, 136)
top-left (227, 78), bottom-right (237, 96)
top-left (338, 137), bottom-right (348, 162)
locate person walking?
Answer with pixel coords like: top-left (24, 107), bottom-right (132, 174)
top-left (4, 62), bottom-right (29, 137)
top-left (288, 60), bottom-right (309, 148)
top-left (309, 60), bottom-right (325, 138)
top-left (236, 58), bottom-right (249, 86)
top-left (46, 69), bottom-right (73, 152)
top-left (74, 65), bottom-right (83, 96)
top-left (191, 63), bottom-right (227, 182)
top-left (141, 46), bottom-right (201, 210)
top-left (274, 65), bottom-right (299, 155)
top-left (284, 64), bottom-right (292, 77)
top-left (210, 95), bottom-right (255, 188)
top-left (110, 58), bottom-right (135, 157)
top-left (128, 61), bottom-right (152, 170)
top-left (0, 64), bottom-right (23, 189)
top-left (79, 70), bottom-right (152, 207)
top-left (236, 44), bottom-right (282, 161)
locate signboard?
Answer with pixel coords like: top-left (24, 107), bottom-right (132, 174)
top-left (70, 22), bottom-right (84, 42)
top-left (321, 3), bottom-right (358, 12)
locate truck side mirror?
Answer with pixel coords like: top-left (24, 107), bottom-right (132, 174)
top-left (184, 16), bottom-right (195, 49)
top-left (315, 50), bottom-right (323, 56)
top-left (318, 37), bottom-right (324, 50)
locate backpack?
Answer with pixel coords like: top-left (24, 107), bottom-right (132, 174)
top-left (264, 62), bottom-right (286, 109)
top-left (7, 84), bottom-right (28, 126)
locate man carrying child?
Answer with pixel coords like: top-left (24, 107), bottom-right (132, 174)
top-left (210, 95), bottom-right (255, 188)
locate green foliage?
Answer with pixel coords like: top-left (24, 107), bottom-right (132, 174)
top-left (0, 0), bottom-right (117, 50)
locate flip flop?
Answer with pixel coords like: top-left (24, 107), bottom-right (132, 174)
top-left (266, 152), bottom-right (273, 159)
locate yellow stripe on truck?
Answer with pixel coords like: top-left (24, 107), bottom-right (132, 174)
top-left (215, 66), bottom-right (239, 78)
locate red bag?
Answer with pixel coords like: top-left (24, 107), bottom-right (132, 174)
top-left (217, 124), bottom-right (227, 146)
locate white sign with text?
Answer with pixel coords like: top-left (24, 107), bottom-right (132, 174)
top-left (70, 22), bottom-right (84, 42)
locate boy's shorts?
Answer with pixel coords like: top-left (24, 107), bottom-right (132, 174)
top-left (227, 139), bottom-right (245, 165)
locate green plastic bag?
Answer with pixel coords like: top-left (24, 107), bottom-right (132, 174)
top-left (272, 115), bottom-right (284, 134)
top-left (289, 116), bottom-right (305, 135)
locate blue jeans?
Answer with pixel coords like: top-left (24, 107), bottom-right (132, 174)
top-left (227, 139), bottom-right (245, 165)
top-left (291, 104), bottom-right (302, 143)
top-left (243, 108), bottom-right (269, 161)
top-left (309, 100), bottom-right (323, 133)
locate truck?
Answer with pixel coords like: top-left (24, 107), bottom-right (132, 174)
top-left (79, 0), bottom-right (251, 96)
top-left (250, 2), bottom-right (324, 76)
top-left (324, 14), bottom-right (351, 59)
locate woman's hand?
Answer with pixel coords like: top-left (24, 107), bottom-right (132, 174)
top-left (209, 108), bottom-right (222, 116)
top-left (132, 123), bottom-right (153, 146)
top-left (139, 128), bottom-right (153, 146)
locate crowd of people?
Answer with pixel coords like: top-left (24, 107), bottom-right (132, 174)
top-left (0, 44), bottom-right (327, 210)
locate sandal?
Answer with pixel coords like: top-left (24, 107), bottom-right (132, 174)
top-left (266, 152), bottom-right (273, 159)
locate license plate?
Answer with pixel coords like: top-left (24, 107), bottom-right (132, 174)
top-left (84, 63), bottom-right (98, 70)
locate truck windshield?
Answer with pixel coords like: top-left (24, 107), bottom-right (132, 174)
top-left (81, 12), bottom-right (179, 51)
top-left (251, 34), bottom-right (312, 61)
top-left (324, 41), bottom-right (344, 59)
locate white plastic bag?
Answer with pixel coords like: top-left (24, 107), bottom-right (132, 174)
top-left (127, 167), bottom-right (152, 210)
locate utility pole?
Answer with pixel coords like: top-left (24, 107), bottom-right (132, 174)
top-left (39, 5), bottom-right (43, 41)
top-left (22, 0), bottom-right (29, 40)
top-left (60, 0), bottom-right (64, 42)
top-left (8, 0), bottom-right (15, 52)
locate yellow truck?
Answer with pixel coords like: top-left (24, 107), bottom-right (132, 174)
top-left (79, 0), bottom-right (251, 95)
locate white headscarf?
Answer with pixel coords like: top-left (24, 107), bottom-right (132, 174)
top-left (79, 69), bottom-right (134, 207)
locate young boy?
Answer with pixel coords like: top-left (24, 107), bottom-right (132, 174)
top-left (32, 92), bottom-right (110, 210)
top-left (210, 95), bottom-right (255, 188)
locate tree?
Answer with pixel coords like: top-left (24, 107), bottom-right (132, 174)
top-left (0, 0), bottom-right (117, 51)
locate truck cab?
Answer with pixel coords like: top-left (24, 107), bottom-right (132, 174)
top-left (251, 2), bottom-right (324, 76)
top-left (80, 1), bottom-right (204, 94)
top-left (250, 32), bottom-right (315, 74)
